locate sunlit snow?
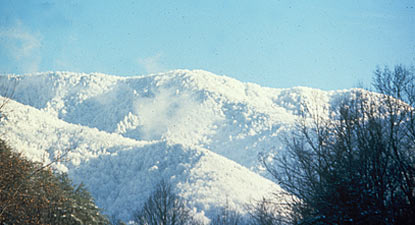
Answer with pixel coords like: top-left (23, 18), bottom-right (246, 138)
top-left (0, 70), bottom-right (363, 221)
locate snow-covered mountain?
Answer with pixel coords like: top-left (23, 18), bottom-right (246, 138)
top-left (0, 70), bottom-right (358, 222)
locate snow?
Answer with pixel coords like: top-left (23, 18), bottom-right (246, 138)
top-left (0, 69), bottom-right (368, 222)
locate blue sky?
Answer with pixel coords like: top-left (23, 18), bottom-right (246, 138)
top-left (0, 0), bottom-right (414, 90)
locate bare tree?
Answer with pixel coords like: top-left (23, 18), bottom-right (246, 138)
top-left (134, 180), bottom-right (196, 225)
top-left (246, 197), bottom-right (289, 225)
top-left (373, 65), bottom-right (415, 106)
top-left (210, 200), bottom-right (245, 225)
top-left (372, 65), bottom-right (415, 222)
top-left (264, 65), bottom-right (415, 224)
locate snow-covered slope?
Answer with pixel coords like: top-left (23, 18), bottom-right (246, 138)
top-left (0, 70), bottom-right (358, 222)
top-left (1, 70), bottom-right (350, 171)
top-left (0, 97), bottom-right (284, 221)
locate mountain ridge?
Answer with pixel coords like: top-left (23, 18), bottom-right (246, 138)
top-left (0, 69), bottom-right (370, 222)
top-left (2, 70), bottom-right (351, 169)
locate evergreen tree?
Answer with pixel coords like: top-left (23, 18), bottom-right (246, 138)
top-left (0, 139), bottom-right (110, 224)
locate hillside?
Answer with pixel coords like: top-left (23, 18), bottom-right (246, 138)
top-left (0, 70), bottom-right (362, 222)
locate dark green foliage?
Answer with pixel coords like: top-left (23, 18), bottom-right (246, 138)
top-left (264, 65), bottom-right (415, 224)
top-left (0, 139), bottom-right (110, 224)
